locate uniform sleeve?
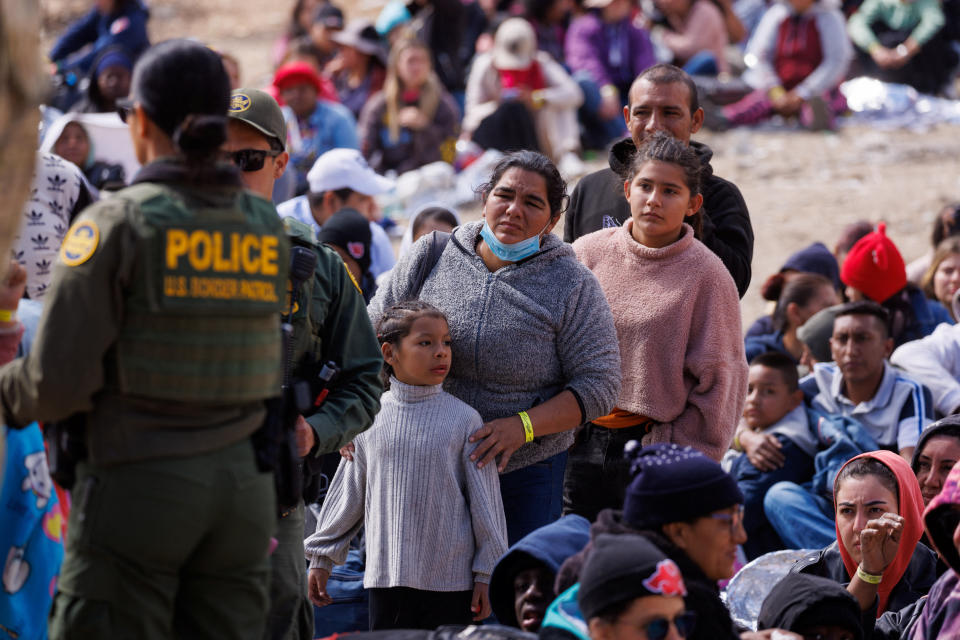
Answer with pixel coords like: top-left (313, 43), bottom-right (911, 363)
top-left (304, 437), bottom-right (368, 570)
top-left (462, 411), bottom-right (508, 583)
top-left (304, 250), bottom-right (384, 454)
top-left (890, 324), bottom-right (960, 416)
top-left (555, 270), bottom-right (622, 422)
top-left (0, 202), bottom-right (135, 428)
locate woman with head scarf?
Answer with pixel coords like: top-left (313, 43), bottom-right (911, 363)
top-left (791, 450), bottom-right (937, 617)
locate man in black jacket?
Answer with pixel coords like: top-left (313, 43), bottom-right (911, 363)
top-left (563, 63), bottom-right (754, 297)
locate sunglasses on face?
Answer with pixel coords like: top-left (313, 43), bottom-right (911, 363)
top-left (618, 610), bottom-right (697, 640)
top-left (222, 148), bottom-right (282, 172)
top-left (116, 97), bottom-right (135, 123)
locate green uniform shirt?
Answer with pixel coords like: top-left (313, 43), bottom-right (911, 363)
top-left (283, 218), bottom-right (383, 455)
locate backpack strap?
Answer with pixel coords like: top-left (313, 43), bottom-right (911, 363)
top-left (408, 230), bottom-right (451, 300)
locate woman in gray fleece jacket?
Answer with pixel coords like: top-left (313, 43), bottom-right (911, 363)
top-left (368, 151), bottom-right (621, 543)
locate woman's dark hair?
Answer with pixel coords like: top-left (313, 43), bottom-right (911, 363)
top-left (130, 39), bottom-right (230, 166)
top-left (411, 206), bottom-right (458, 239)
top-left (834, 220), bottom-right (874, 261)
top-left (931, 203), bottom-right (960, 248)
top-left (771, 273), bottom-right (835, 332)
top-left (477, 150), bottom-right (568, 218)
top-left (375, 300), bottom-right (448, 387)
top-left (836, 457), bottom-right (900, 509)
top-left (834, 300), bottom-right (891, 338)
top-left (625, 131), bottom-right (703, 238)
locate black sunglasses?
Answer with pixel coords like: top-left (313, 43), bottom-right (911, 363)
top-left (223, 148), bottom-right (282, 172)
top-left (116, 97), bottom-right (135, 123)
top-left (620, 611), bottom-right (697, 640)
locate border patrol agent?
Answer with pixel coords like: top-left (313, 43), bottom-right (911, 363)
top-left (0, 41), bottom-right (291, 638)
top-left (224, 87), bottom-right (384, 640)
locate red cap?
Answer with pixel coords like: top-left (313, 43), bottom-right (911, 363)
top-left (840, 222), bottom-right (906, 303)
top-left (273, 61), bottom-right (323, 93)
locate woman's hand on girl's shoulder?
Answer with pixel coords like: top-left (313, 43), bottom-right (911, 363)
top-left (469, 416), bottom-right (526, 472)
top-left (339, 442), bottom-right (355, 461)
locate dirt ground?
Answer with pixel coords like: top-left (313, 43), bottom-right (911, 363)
top-left (40, 1), bottom-right (960, 328)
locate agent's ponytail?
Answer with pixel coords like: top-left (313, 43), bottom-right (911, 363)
top-left (172, 114), bottom-right (228, 164)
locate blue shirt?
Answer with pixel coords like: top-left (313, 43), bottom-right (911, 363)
top-left (283, 101), bottom-right (359, 196)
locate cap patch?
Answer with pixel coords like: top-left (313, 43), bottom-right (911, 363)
top-left (642, 560), bottom-right (686, 597)
top-left (60, 221), bottom-right (100, 267)
top-left (347, 242), bottom-right (365, 260)
top-left (230, 93), bottom-right (252, 113)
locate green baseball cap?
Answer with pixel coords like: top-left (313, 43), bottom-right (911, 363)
top-left (228, 88), bottom-right (287, 150)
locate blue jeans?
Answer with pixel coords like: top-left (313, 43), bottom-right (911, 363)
top-left (500, 451), bottom-right (568, 545)
top-left (730, 436), bottom-right (814, 560)
top-left (574, 73), bottom-right (626, 149)
top-left (764, 481), bottom-right (836, 550)
top-left (683, 51), bottom-right (719, 76)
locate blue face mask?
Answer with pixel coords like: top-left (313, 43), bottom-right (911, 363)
top-left (480, 220), bottom-right (549, 263)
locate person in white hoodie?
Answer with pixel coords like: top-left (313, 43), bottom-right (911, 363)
top-left (892, 291), bottom-right (960, 416)
top-left (713, 0), bottom-right (852, 130)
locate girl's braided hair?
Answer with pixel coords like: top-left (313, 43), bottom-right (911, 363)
top-left (375, 300), bottom-right (448, 388)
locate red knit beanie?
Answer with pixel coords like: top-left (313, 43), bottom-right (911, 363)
top-left (840, 222), bottom-right (906, 303)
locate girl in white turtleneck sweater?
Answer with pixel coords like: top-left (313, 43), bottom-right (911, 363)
top-left (305, 300), bottom-right (507, 630)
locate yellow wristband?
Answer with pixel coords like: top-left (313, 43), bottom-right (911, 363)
top-left (0, 309), bottom-right (17, 323)
top-left (518, 411), bottom-right (534, 443)
top-left (856, 565), bottom-right (883, 584)
top-left (768, 86), bottom-right (787, 101)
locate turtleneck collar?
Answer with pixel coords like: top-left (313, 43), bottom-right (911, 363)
top-left (389, 376), bottom-right (444, 403)
top-left (616, 219), bottom-right (694, 259)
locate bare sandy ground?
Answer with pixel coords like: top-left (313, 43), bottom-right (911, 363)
top-left (41, 1), bottom-right (960, 328)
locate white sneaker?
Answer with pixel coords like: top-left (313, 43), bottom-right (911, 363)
top-left (558, 151), bottom-right (587, 179)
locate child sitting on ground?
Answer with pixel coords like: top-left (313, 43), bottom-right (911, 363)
top-left (714, 0), bottom-right (851, 131)
top-left (730, 352), bottom-right (818, 559)
top-left (305, 300), bottom-right (508, 630)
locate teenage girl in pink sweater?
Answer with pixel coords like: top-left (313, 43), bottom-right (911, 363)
top-left (566, 132), bottom-right (747, 520)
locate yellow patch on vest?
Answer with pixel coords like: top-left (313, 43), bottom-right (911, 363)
top-left (284, 279), bottom-right (300, 315)
top-left (60, 221), bottom-right (100, 266)
top-left (163, 228), bottom-right (282, 303)
top-left (165, 229), bottom-right (279, 275)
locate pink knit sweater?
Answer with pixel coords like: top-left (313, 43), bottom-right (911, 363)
top-left (573, 222), bottom-right (747, 461)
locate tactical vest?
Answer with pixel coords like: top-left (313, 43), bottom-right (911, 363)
top-left (282, 217), bottom-right (322, 368)
top-left (111, 182), bottom-right (290, 403)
